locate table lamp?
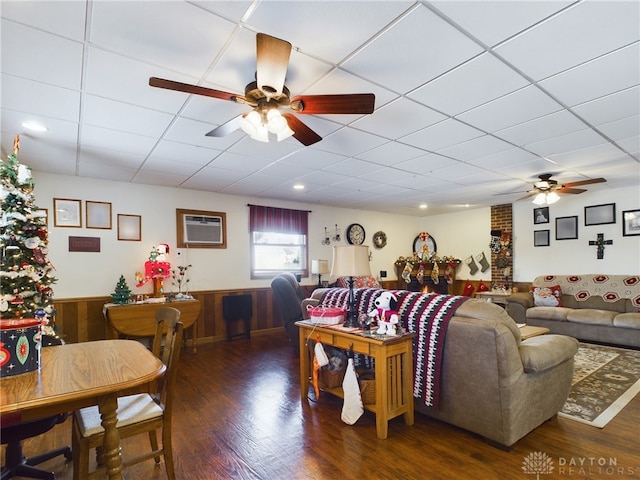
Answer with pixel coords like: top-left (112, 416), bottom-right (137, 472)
top-left (330, 245), bottom-right (371, 328)
top-left (311, 259), bottom-right (330, 286)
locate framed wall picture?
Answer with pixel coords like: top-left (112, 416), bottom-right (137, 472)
top-left (622, 209), bottom-right (640, 236)
top-left (53, 198), bottom-right (82, 228)
top-left (117, 214), bottom-right (141, 241)
top-left (534, 230), bottom-right (550, 247)
top-left (556, 216), bottom-right (578, 240)
top-left (584, 203), bottom-right (616, 226)
top-left (533, 207), bottom-right (549, 224)
top-left (86, 201), bottom-right (112, 229)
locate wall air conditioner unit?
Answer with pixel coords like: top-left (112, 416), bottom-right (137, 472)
top-left (183, 215), bottom-right (223, 245)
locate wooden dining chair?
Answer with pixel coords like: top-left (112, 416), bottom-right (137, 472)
top-left (71, 307), bottom-right (183, 480)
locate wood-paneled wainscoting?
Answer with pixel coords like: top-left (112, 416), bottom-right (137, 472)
top-left (53, 287), bottom-right (288, 345)
top-left (53, 280), bottom-right (532, 345)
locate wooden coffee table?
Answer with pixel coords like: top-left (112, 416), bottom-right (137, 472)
top-left (519, 325), bottom-right (550, 340)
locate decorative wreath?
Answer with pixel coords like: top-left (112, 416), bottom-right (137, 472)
top-left (373, 231), bottom-right (387, 249)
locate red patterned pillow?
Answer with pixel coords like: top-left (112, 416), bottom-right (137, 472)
top-left (531, 285), bottom-right (562, 307)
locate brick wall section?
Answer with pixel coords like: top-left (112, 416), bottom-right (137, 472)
top-left (490, 204), bottom-right (513, 289)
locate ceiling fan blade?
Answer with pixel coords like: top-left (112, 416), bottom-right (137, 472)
top-left (256, 33), bottom-right (291, 96)
top-left (516, 192), bottom-right (537, 201)
top-left (291, 94), bottom-right (375, 114)
top-left (557, 187), bottom-right (587, 194)
top-left (205, 115), bottom-right (244, 137)
top-left (561, 177), bottom-right (606, 188)
top-left (283, 114), bottom-right (322, 146)
top-left (149, 77), bottom-right (240, 102)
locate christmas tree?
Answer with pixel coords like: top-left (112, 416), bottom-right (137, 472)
top-left (1, 135), bottom-right (58, 335)
top-left (111, 275), bottom-right (132, 304)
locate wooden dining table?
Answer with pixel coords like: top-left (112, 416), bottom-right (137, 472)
top-left (0, 339), bottom-right (165, 480)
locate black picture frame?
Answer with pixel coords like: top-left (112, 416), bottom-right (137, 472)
top-left (556, 216), bottom-right (578, 240)
top-left (413, 234), bottom-right (437, 256)
top-left (533, 207), bottom-right (550, 224)
top-left (584, 203), bottom-right (616, 226)
top-left (534, 230), bottom-right (550, 247)
top-left (622, 209), bottom-right (640, 236)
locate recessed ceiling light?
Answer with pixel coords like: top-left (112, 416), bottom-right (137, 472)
top-left (419, 204), bottom-right (427, 209)
top-left (293, 184), bottom-right (305, 190)
top-left (21, 121), bottom-right (48, 132)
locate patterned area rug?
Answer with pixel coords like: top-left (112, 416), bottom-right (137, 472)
top-left (559, 343), bottom-right (640, 428)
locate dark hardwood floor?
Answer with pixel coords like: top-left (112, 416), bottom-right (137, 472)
top-left (7, 331), bottom-right (640, 479)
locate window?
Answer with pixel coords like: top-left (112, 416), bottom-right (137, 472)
top-left (249, 205), bottom-right (309, 279)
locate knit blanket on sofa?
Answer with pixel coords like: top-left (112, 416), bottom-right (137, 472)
top-left (318, 288), bottom-right (467, 408)
top-left (533, 274), bottom-right (640, 308)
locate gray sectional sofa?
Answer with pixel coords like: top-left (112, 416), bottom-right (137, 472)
top-left (302, 287), bottom-right (578, 448)
top-left (506, 275), bottom-right (640, 349)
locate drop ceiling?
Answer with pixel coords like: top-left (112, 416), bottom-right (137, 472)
top-left (1, 0), bottom-right (638, 216)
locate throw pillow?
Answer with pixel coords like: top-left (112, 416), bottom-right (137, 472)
top-left (532, 285), bottom-right (562, 307)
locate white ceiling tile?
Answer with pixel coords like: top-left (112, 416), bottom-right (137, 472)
top-left (83, 96), bottom-right (175, 138)
top-left (246, 2), bottom-right (413, 64)
top-left (352, 98), bottom-right (445, 139)
top-left (148, 141), bottom-right (221, 167)
top-left (344, 5), bottom-right (483, 94)
top-left (457, 86), bottom-right (563, 133)
top-left (80, 125), bottom-right (157, 157)
top-left (89, 2), bottom-right (237, 78)
top-left (401, 119), bottom-right (484, 151)
top-left (437, 135), bottom-right (513, 162)
top-left (78, 162), bottom-right (139, 183)
top-left (1, 20), bottom-right (83, 89)
top-left (164, 117), bottom-right (237, 149)
top-left (616, 135), bottom-right (640, 156)
top-left (430, 1), bottom-right (573, 48)
top-left (494, 111), bottom-right (588, 147)
top-left (525, 129), bottom-right (610, 157)
top-left (180, 166), bottom-right (246, 191)
top-left (597, 116), bottom-right (640, 144)
top-left (495, 1), bottom-right (640, 80)
top-left (314, 128), bottom-right (388, 157)
top-left (573, 86), bottom-right (640, 127)
top-left (323, 158), bottom-right (384, 178)
top-left (1, 1), bottom-right (87, 40)
top-left (281, 149), bottom-right (347, 170)
top-left (540, 43), bottom-right (640, 107)
top-left (394, 153), bottom-right (459, 175)
top-left (355, 142), bottom-right (425, 166)
top-left (549, 143), bottom-right (630, 169)
top-left (78, 146), bottom-right (146, 170)
top-left (409, 53), bottom-right (530, 116)
top-left (208, 151), bottom-right (273, 173)
top-left (6, 137), bottom-right (78, 176)
top-left (465, 147), bottom-right (538, 169)
top-left (1, 74), bottom-right (80, 123)
top-left (133, 170), bottom-right (192, 187)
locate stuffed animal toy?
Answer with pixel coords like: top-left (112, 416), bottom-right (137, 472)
top-left (368, 291), bottom-right (400, 335)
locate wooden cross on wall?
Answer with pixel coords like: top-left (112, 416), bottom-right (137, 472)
top-left (588, 233), bottom-right (613, 259)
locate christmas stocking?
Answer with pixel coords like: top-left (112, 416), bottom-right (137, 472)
top-left (341, 357), bottom-right (364, 425)
top-left (402, 262), bottom-right (413, 284)
top-left (462, 281), bottom-right (475, 297)
top-left (431, 262), bottom-right (439, 284)
top-left (476, 252), bottom-right (490, 273)
top-left (416, 264), bottom-right (424, 284)
top-left (444, 262), bottom-right (455, 285)
top-left (465, 256), bottom-right (478, 275)
top-left (490, 230), bottom-right (502, 254)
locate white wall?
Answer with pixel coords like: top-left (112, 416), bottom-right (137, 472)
top-left (512, 185), bottom-right (640, 280)
top-left (30, 172), bottom-right (640, 299)
top-left (32, 172), bottom-right (420, 298)
top-left (419, 207), bottom-right (492, 282)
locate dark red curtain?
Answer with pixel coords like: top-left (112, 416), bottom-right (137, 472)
top-left (249, 205), bottom-right (308, 234)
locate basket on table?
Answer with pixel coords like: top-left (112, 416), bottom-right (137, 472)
top-left (319, 347), bottom-right (347, 388)
top-left (306, 305), bottom-right (345, 325)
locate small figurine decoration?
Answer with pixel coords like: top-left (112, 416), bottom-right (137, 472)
top-left (135, 244), bottom-right (171, 297)
top-left (368, 291), bottom-right (400, 336)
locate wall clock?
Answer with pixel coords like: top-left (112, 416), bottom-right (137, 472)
top-left (413, 234), bottom-right (437, 258)
top-left (346, 223), bottom-right (366, 245)
top-left (373, 231), bottom-right (387, 249)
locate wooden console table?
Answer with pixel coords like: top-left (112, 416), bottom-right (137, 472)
top-left (296, 320), bottom-right (415, 439)
top-left (103, 299), bottom-right (200, 353)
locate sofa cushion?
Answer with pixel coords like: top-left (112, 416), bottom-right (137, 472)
top-left (519, 335), bottom-right (579, 373)
top-left (335, 275), bottom-right (380, 289)
top-left (613, 313), bottom-right (640, 330)
top-left (526, 306), bottom-right (571, 321)
top-left (532, 285), bottom-right (562, 307)
top-left (566, 309), bottom-right (616, 326)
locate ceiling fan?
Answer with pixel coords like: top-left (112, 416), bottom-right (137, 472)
top-left (510, 174), bottom-right (607, 204)
top-left (149, 33), bottom-right (375, 146)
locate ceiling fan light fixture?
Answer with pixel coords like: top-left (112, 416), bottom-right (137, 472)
top-left (266, 109), bottom-right (287, 134)
top-left (240, 111), bottom-right (261, 136)
top-left (252, 123), bottom-right (269, 143)
top-left (546, 191), bottom-right (560, 204)
top-left (277, 124), bottom-right (294, 142)
top-left (533, 192), bottom-right (548, 205)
